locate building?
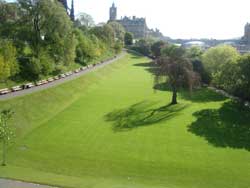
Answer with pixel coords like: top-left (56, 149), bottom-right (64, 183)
top-left (109, 3), bottom-right (117, 21)
top-left (241, 23), bottom-right (250, 45)
top-left (109, 3), bottom-right (148, 39)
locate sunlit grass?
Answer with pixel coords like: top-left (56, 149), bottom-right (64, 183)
top-left (0, 52), bottom-right (249, 188)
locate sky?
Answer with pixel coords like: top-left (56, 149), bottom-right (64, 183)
top-left (73, 0), bottom-right (250, 39)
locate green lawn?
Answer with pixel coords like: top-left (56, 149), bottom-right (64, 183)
top-left (0, 52), bottom-right (250, 188)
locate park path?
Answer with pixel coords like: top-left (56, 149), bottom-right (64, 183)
top-left (0, 178), bottom-right (55, 188)
top-left (0, 51), bottom-right (126, 101)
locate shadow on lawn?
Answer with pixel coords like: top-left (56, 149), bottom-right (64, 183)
top-left (105, 101), bottom-right (188, 132)
top-left (154, 83), bottom-right (227, 103)
top-left (188, 101), bottom-right (250, 150)
top-left (133, 60), bottom-right (157, 67)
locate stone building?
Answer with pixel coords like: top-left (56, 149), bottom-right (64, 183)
top-left (109, 3), bottom-right (148, 39)
top-left (242, 23), bottom-right (250, 44)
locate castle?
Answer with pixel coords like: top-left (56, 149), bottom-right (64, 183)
top-left (109, 3), bottom-right (148, 39)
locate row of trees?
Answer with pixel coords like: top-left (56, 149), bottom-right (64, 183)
top-left (143, 39), bottom-right (250, 104)
top-left (0, 0), bottom-right (129, 83)
top-left (202, 45), bottom-right (250, 101)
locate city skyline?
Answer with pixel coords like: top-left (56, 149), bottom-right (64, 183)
top-left (6, 0), bottom-right (250, 39)
top-left (73, 0), bottom-right (250, 39)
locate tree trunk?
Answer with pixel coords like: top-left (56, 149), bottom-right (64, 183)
top-left (2, 139), bottom-right (6, 166)
top-left (171, 86), bottom-right (178, 105)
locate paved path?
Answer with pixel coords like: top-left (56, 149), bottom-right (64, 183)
top-left (0, 178), bottom-right (55, 188)
top-left (0, 51), bottom-right (126, 101)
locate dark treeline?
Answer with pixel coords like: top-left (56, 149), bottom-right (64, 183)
top-left (0, 0), bottom-right (128, 83)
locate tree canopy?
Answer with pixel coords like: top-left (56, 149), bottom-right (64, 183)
top-left (155, 45), bottom-right (200, 105)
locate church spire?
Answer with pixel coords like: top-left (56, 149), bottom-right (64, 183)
top-left (109, 2), bottom-right (117, 21)
top-left (70, 0), bottom-right (75, 21)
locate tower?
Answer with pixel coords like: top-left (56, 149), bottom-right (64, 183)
top-left (109, 3), bottom-right (117, 21)
top-left (242, 23), bottom-right (250, 44)
top-left (70, 0), bottom-right (75, 21)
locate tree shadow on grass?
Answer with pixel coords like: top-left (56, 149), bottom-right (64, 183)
top-left (133, 62), bottom-right (160, 78)
top-left (188, 101), bottom-right (250, 150)
top-left (105, 101), bottom-right (188, 132)
top-left (128, 50), bottom-right (145, 59)
top-left (133, 62), bottom-right (155, 67)
top-left (154, 83), bottom-right (227, 103)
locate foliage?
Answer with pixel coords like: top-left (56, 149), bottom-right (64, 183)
top-left (185, 47), bottom-right (211, 84)
top-left (0, 1), bottom-right (19, 40)
top-left (155, 46), bottom-right (200, 104)
top-left (186, 46), bottom-right (203, 60)
top-left (74, 29), bottom-right (96, 65)
top-left (39, 50), bottom-right (55, 76)
top-left (114, 41), bottom-right (123, 54)
top-left (131, 39), bottom-right (152, 56)
top-left (151, 40), bottom-right (166, 58)
top-left (202, 45), bottom-right (239, 87)
top-left (233, 54), bottom-right (250, 101)
top-left (0, 0), bottom-right (119, 85)
top-left (75, 12), bottom-right (95, 28)
top-left (192, 59), bottom-right (211, 84)
top-left (90, 24), bottom-right (115, 47)
top-left (108, 21), bottom-right (125, 42)
top-left (124, 32), bottom-right (133, 46)
top-left (0, 40), bottom-right (19, 82)
top-left (0, 109), bottom-right (14, 166)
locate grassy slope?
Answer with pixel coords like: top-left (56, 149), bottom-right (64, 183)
top-left (0, 52), bottom-right (250, 188)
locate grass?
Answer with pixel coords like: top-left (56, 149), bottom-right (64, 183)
top-left (0, 52), bottom-right (250, 188)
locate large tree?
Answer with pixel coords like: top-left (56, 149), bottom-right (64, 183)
top-left (151, 40), bottom-right (166, 58)
top-left (108, 21), bottom-right (125, 42)
top-left (155, 45), bottom-right (199, 105)
top-left (90, 24), bottom-right (115, 48)
top-left (202, 45), bottom-right (239, 90)
top-left (186, 46), bottom-right (211, 84)
top-left (233, 54), bottom-right (250, 101)
top-left (124, 32), bottom-right (133, 45)
top-left (18, 0), bottom-right (76, 63)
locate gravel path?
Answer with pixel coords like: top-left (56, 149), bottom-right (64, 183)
top-left (0, 178), bottom-right (55, 188)
top-left (0, 51), bottom-right (126, 101)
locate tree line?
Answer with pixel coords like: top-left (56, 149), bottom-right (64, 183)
top-left (0, 0), bottom-right (131, 84)
top-left (132, 39), bottom-right (250, 104)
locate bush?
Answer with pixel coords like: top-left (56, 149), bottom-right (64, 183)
top-left (124, 32), bottom-right (133, 46)
top-left (0, 40), bottom-right (19, 82)
top-left (114, 41), bottom-right (123, 54)
top-left (39, 51), bottom-right (55, 76)
top-left (192, 60), bottom-right (211, 84)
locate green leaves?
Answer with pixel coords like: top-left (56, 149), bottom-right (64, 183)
top-left (0, 39), bottom-right (19, 82)
top-left (0, 109), bottom-right (14, 141)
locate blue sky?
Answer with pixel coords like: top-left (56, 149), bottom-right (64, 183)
top-left (6, 0), bottom-right (250, 39)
